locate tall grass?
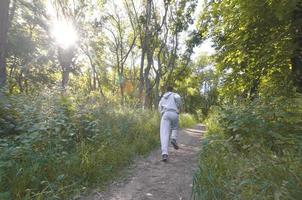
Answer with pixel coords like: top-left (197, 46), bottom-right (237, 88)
top-left (192, 96), bottom-right (302, 200)
top-left (0, 92), bottom-right (161, 199)
top-left (0, 91), bottom-right (197, 199)
top-left (179, 113), bottom-right (197, 128)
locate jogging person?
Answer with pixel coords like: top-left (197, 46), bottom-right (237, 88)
top-left (158, 86), bottom-right (182, 162)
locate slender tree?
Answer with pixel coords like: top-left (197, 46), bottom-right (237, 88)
top-left (0, 0), bottom-right (10, 88)
top-left (291, 1), bottom-right (302, 92)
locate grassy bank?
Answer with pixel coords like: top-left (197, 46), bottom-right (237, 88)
top-left (192, 96), bottom-right (302, 200)
top-left (0, 91), bottom-right (196, 199)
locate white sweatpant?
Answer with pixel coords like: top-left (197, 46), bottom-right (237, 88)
top-left (160, 111), bottom-right (179, 155)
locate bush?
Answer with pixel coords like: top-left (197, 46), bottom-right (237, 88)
top-left (0, 92), bottom-right (160, 199)
top-left (206, 96), bottom-right (302, 153)
top-left (192, 137), bottom-right (302, 200)
top-left (0, 91), bottom-right (196, 199)
top-left (192, 95), bottom-right (302, 199)
top-left (179, 113), bottom-right (197, 128)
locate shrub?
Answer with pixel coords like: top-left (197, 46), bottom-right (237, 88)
top-left (179, 113), bottom-right (197, 128)
top-left (205, 96), bottom-right (302, 153)
top-left (192, 137), bottom-right (302, 200)
top-left (0, 92), bottom-right (160, 199)
top-left (192, 95), bottom-right (302, 199)
top-left (0, 91), bottom-right (196, 199)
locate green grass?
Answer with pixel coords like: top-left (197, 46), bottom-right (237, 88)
top-left (179, 113), bottom-right (197, 128)
top-left (0, 92), bottom-right (197, 199)
top-left (192, 138), bottom-right (302, 200)
top-left (192, 96), bottom-right (302, 200)
top-left (0, 93), bottom-right (160, 199)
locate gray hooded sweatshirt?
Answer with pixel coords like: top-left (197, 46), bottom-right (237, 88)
top-left (158, 92), bottom-right (182, 115)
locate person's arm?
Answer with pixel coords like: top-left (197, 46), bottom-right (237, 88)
top-left (158, 98), bottom-right (163, 115)
top-left (174, 94), bottom-right (182, 113)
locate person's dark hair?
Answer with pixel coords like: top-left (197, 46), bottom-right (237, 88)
top-left (166, 86), bottom-right (173, 92)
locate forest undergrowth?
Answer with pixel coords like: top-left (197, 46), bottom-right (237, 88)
top-left (192, 95), bottom-right (302, 200)
top-left (0, 91), bottom-right (196, 199)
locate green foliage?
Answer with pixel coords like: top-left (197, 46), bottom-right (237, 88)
top-left (0, 91), bottom-right (196, 199)
top-left (206, 96), bottom-right (302, 152)
top-left (192, 96), bottom-right (302, 199)
top-left (173, 53), bottom-right (218, 119)
top-left (192, 136), bottom-right (302, 200)
top-left (2, 0), bottom-right (203, 110)
top-left (179, 113), bottom-right (197, 128)
top-left (193, 1), bottom-right (302, 199)
top-left (199, 0), bottom-right (298, 100)
top-left (203, 106), bottom-right (223, 136)
top-left (0, 92), bottom-right (161, 199)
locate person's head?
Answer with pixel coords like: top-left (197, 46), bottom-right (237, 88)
top-left (166, 86), bottom-right (173, 92)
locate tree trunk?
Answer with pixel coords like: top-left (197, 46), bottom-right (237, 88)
top-left (139, 47), bottom-right (145, 103)
top-left (86, 53), bottom-right (97, 90)
top-left (87, 70), bottom-right (93, 91)
top-left (154, 70), bottom-right (160, 109)
top-left (292, 2), bottom-right (302, 92)
top-left (17, 71), bottom-right (23, 93)
top-left (118, 68), bottom-right (125, 106)
top-left (154, 49), bottom-right (162, 109)
top-left (120, 82), bottom-right (124, 105)
top-left (62, 66), bottom-right (70, 91)
top-left (249, 78), bottom-right (260, 100)
top-left (139, 0), bottom-right (152, 107)
top-left (93, 68), bottom-right (97, 90)
top-left (291, 54), bottom-right (302, 92)
top-left (58, 47), bottom-right (74, 92)
top-left (96, 74), bottom-right (105, 97)
top-left (153, 7), bottom-right (169, 109)
top-left (0, 0), bottom-right (10, 88)
top-left (144, 47), bottom-right (154, 109)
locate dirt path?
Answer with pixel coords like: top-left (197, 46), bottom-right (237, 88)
top-left (83, 124), bottom-right (204, 200)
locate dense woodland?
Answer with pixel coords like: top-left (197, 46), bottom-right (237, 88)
top-left (192, 0), bottom-right (302, 199)
top-left (0, 0), bottom-right (301, 199)
top-left (0, 0), bottom-right (209, 109)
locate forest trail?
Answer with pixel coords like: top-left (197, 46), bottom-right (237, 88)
top-left (82, 124), bottom-right (205, 200)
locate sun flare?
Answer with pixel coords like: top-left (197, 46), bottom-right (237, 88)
top-left (51, 20), bottom-right (78, 49)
